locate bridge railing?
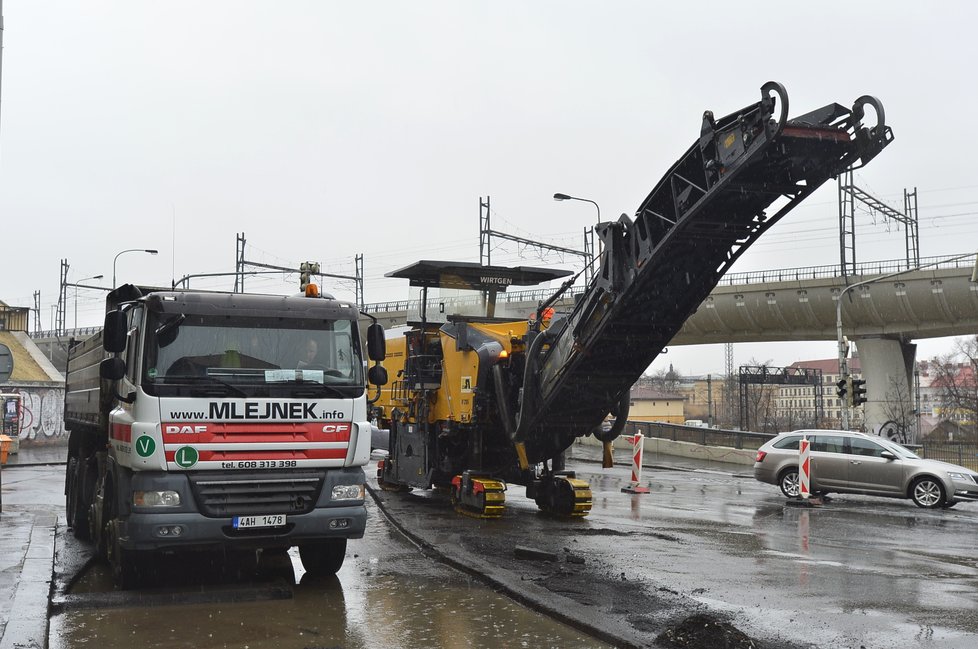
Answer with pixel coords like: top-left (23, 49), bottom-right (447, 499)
top-left (31, 327), bottom-right (101, 340)
top-left (363, 254), bottom-right (976, 314)
top-left (717, 254), bottom-right (974, 286)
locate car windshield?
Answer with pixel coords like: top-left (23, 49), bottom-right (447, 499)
top-left (876, 437), bottom-right (921, 460)
top-left (142, 312), bottom-right (363, 398)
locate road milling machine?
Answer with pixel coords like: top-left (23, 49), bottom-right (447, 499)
top-left (373, 81), bottom-right (894, 517)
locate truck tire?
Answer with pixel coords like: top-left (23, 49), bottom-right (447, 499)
top-left (65, 457), bottom-right (79, 528)
top-left (107, 518), bottom-right (146, 590)
top-left (298, 539), bottom-right (347, 576)
top-left (66, 457), bottom-right (92, 540)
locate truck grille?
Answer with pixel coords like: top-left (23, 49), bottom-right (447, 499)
top-left (188, 471), bottom-right (324, 517)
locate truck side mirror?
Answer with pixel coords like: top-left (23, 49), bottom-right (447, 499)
top-left (368, 364), bottom-right (388, 387)
top-left (99, 357), bottom-right (126, 381)
top-left (103, 310), bottom-right (128, 353)
top-left (367, 323), bottom-right (386, 362)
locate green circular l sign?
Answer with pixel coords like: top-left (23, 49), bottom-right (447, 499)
top-left (174, 446), bottom-right (199, 468)
top-left (135, 436), bottom-right (156, 458)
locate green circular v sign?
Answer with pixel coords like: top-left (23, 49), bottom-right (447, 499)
top-left (174, 446), bottom-right (199, 468)
top-left (135, 436), bottom-right (156, 458)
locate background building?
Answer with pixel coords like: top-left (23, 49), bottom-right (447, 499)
top-left (0, 299), bottom-right (68, 451)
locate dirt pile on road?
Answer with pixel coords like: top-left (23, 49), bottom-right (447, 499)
top-left (656, 613), bottom-right (758, 648)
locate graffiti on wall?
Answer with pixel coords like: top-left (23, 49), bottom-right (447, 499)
top-left (3, 385), bottom-right (66, 444)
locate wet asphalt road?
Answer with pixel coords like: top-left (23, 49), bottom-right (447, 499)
top-left (553, 459), bottom-right (978, 648)
top-left (47, 470), bottom-right (610, 649)
top-left (36, 453), bottom-right (978, 648)
top-left (369, 454), bottom-right (978, 649)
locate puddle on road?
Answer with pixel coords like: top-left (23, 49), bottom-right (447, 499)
top-left (51, 518), bottom-right (610, 649)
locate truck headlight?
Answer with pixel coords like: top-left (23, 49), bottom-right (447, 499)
top-left (134, 490), bottom-right (181, 507)
top-left (331, 484), bottom-right (365, 500)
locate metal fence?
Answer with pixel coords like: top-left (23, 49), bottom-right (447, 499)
top-left (920, 442), bottom-right (978, 471)
top-left (623, 420), bottom-right (775, 451)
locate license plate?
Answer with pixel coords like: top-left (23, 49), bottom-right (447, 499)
top-left (232, 514), bottom-right (286, 529)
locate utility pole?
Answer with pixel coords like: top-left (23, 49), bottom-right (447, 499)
top-left (58, 259), bottom-right (69, 336)
top-left (234, 232), bottom-right (246, 293)
top-left (724, 342), bottom-right (735, 428)
top-left (32, 291), bottom-right (40, 336)
top-left (707, 374), bottom-right (714, 428)
top-left (1, 0), bottom-right (5, 140)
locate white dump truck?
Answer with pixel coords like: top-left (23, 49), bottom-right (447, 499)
top-left (64, 283), bottom-right (387, 587)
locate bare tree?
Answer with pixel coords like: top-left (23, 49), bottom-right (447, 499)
top-left (929, 336), bottom-right (978, 441)
top-left (649, 363), bottom-right (682, 393)
top-left (879, 373), bottom-right (917, 444)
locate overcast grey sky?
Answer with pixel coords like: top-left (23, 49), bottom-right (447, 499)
top-left (1, 1), bottom-right (976, 374)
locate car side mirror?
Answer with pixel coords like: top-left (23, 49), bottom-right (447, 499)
top-left (880, 450), bottom-right (896, 460)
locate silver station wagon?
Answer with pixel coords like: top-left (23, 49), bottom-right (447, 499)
top-left (753, 430), bottom-right (978, 509)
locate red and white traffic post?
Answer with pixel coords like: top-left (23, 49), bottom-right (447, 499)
top-left (799, 435), bottom-right (811, 500)
top-left (621, 432), bottom-right (651, 494)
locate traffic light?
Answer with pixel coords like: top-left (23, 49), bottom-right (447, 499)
top-left (835, 377), bottom-right (848, 402)
top-left (851, 378), bottom-right (867, 406)
top-left (299, 261), bottom-right (320, 291)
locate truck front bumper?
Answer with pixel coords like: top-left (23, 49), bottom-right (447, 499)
top-left (119, 467), bottom-right (367, 552)
top-left (121, 504), bottom-right (367, 552)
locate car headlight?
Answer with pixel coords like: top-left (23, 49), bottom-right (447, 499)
top-left (946, 472), bottom-right (976, 484)
top-left (331, 484), bottom-right (365, 500)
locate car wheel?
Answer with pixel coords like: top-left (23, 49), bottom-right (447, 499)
top-left (778, 467), bottom-right (800, 498)
top-left (910, 476), bottom-right (946, 509)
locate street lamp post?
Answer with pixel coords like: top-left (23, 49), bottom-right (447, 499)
top-left (73, 275), bottom-right (104, 328)
top-left (113, 249), bottom-right (159, 288)
top-left (554, 193), bottom-right (602, 284)
top-left (553, 192), bottom-right (601, 223)
top-left (836, 251), bottom-right (978, 429)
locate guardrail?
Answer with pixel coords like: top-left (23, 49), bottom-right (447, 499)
top-left (622, 420), bottom-right (775, 451)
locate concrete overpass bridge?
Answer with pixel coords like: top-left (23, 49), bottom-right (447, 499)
top-left (363, 254), bottom-right (978, 439)
top-left (365, 254), bottom-right (977, 341)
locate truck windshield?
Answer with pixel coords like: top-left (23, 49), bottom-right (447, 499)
top-left (142, 313), bottom-right (363, 398)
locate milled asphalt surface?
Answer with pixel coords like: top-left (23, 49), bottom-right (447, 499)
top-left (367, 447), bottom-right (769, 649)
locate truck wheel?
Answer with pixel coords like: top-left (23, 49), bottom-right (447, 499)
top-left (65, 457), bottom-right (79, 528)
top-left (107, 518), bottom-right (145, 590)
top-left (92, 476), bottom-right (111, 559)
top-left (298, 539), bottom-right (347, 576)
top-left (66, 458), bottom-right (92, 540)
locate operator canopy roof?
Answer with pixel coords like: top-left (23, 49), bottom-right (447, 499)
top-left (385, 260), bottom-right (573, 291)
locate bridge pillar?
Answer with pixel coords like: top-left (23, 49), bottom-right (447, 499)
top-left (853, 336), bottom-right (917, 444)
